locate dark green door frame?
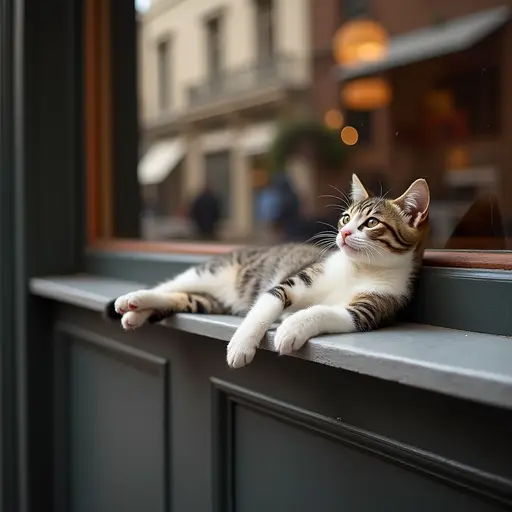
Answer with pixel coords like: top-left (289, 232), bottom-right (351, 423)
top-left (0, 0), bottom-right (17, 509)
top-left (0, 0), bottom-right (85, 510)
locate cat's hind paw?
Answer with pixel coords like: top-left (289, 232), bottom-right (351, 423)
top-left (121, 310), bottom-right (153, 331)
top-left (114, 290), bottom-right (158, 314)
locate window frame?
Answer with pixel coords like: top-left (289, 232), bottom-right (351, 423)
top-left (85, 0), bottom-right (512, 337)
top-left (255, 0), bottom-right (275, 64)
top-left (156, 37), bottom-right (171, 113)
top-left (85, 0), bottom-right (113, 242)
top-left (205, 14), bottom-right (222, 82)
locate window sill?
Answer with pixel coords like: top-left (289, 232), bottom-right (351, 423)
top-left (30, 274), bottom-right (512, 409)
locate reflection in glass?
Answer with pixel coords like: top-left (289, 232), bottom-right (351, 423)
top-left (132, 1), bottom-right (512, 251)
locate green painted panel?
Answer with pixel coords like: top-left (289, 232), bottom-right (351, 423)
top-left (233, 406), bottom-right (503, 512)
top-left (56, 327), bottom-right (170, 512)
top-left (54, 308), bottom-right (512, 512)
top-left (410, 266), bottom-right (512, 336)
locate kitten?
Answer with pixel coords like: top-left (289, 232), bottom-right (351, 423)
top-left (104, 174), bottom-right (430, 369)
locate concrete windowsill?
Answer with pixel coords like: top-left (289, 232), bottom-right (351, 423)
top-left (30, 274), bottom-right (512, 409)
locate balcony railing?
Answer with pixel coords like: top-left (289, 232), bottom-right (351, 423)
top-left (187, 54), bottom-right (304, 107)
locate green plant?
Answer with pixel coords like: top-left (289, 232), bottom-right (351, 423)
top-left (268, 119), bottom-right (348, 174)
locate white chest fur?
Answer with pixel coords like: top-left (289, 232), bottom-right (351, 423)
top-left (309, 251), bottom-right (414, 307)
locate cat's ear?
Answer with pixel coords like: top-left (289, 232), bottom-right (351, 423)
top-left (393, 178), bottom-right (430, 227)
top-left (351, 174), bottom-right (369, 203)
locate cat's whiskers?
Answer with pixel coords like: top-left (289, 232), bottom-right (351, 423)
top-left (324, 203), bottom-right (346, 212)
top-left (346, 237), bottom-right (387, 264)
top-left (327, 184), bottom-right (351, 207)
top-left (304, 230), bottom-right (338, 247)
top-left (360, 244), bottom-right (373, 265)
top-left (305, 227), bottom-right (338, 258)
top-left (316, 220), bottom-right (338, 231)
top-left (308, 237), bottom-right (337, 255)
top-left (361, 240), bottom-right (387, 262)
top-left (318, 193), bottom-right (350, 210)
top-left (305, 225), bottom-right (339, 252)
top-left (312, 239), bottom-right (337, 253)
top-left (317, 240), bottom-right (337, 260)
top-left (349, 240), bottom-right (372, 264)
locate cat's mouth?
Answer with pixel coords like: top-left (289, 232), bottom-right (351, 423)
top-left (336, 235), bottom-right (358, 253)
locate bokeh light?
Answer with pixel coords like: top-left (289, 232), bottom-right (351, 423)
top-left (341, 77), bottom-right (392, 111)
top-left (324, 109), bottom-right (344, 129)
top-left (333, 20), bottom-right (389, 66)
top-left (341, 126), bottom-right (359, 145)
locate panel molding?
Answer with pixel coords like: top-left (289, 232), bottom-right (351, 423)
top-left (57, 322), bottom-right (169, 375)
top-left (53, 323), bottom-right (171, 512)
top-left (211, 381), bottom-right (235, 512)
top-left (211, 378), bottom-right (512, 511)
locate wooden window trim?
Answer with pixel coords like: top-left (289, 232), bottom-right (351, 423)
top-left (85, 0), bottom-right (512, 272)
top-left (85, 0), bottom-right (113, 244)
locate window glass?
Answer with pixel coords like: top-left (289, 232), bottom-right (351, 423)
top-left (100, 0), bottom-right (512, 251)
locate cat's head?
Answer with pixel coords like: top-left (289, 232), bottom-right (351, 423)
top-left (336, 174), bottom-right (430, 265)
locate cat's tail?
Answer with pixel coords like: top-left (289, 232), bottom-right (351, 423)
top-left (103, 299), bottom-right (122, 321)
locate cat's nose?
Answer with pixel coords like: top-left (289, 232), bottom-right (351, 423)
top-left (341, 229), bottom-right (352, 241)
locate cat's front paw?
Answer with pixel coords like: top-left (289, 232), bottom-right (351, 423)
top-left (274, 315), bottom-right (311, 355)
top-left (226, 342), bottom-right (256, 368)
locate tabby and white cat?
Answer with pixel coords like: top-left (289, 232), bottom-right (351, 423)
top-left (105, 174), bottom-right (430, 368)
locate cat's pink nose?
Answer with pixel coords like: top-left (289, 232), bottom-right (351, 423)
top-left (341, 229), bottom-right (352, 241)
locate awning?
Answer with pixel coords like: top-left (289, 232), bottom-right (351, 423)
top-left (336, 5), bottom-right (510, 81)
top-left (138, 138), bottom-right (184, 186)
top-left (240, 122), bottom-right (277, 155)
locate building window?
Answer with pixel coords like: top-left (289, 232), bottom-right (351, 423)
top-left (256, 0), bottom-right (274, 65)
top-left (344, 109), bottom-right (373, 144)
top-left (204, 151), bottom-right (231, 218)
top-left (340, 0), bottom-right (370, 20)
top-left (156, 39), bottom-right (170, 112)
top-left (206, 17), bottom-right (222, 82)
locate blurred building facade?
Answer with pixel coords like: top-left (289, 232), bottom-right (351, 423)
top-left (312, 0), bottom-right (512, 248)
top-left (138, 0), bottom-right (312, 239)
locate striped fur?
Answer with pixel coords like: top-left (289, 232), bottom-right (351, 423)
top-left (105, 175), bottom-right (430, 369)
top-left (346, 293), bottom-right (406, 331)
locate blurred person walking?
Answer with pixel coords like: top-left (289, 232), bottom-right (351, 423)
top-left (190, 184), bottom-right (221, 240)
top-left (270, 172), bottom-right (303, 241)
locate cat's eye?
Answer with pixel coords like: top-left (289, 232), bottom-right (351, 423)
top-left (365, 217), bottom-right (379, 228)
top-left (340, 214), bottom-right (350, 225)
